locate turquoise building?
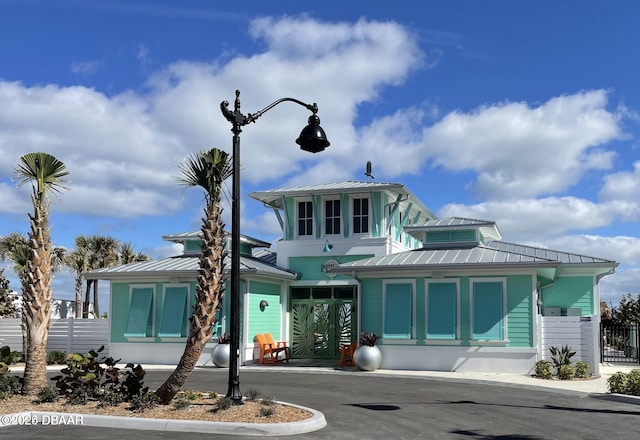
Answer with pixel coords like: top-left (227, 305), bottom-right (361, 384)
top-left (86, 181), bottom-right (617, 374)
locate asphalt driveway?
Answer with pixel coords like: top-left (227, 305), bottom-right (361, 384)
top-left (3, 368), bottom-right (640, 439)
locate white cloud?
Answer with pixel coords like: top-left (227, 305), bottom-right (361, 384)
top-left (600, 161), bottom-right (640, 204)
top-left (439, 197), bottom-right (624, 240)
top-left (423, 91), bottom-right (625, 199)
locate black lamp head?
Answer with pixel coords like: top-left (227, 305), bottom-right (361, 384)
top-left (296, 113), bottom-right (330, 154)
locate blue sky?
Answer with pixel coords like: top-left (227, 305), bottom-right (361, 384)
top-left (1, 1), bottom-right (639, 311)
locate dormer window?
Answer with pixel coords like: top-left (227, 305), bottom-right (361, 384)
top-left (297, 200), bottom-right (313, 236)
top-left (325, 199), bottom-right (341, 235)
top-left (353, 197), bottom-right (369, 234)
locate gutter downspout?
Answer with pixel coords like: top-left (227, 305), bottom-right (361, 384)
top-left (352, 271), bottom-right (362, 340)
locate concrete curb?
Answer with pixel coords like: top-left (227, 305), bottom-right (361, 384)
top-left (0, 402), bottom-right (327, 436)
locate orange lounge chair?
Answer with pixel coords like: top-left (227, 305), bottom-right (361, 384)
top-left (255, 333), bottom-right (289, 364)
top-left (339, 341), bottom-right (357, 366)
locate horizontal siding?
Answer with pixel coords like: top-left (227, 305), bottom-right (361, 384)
top-left (0, 318), bottom-right (109, 356)
top-left (541, 316), bottom-right (596, 365)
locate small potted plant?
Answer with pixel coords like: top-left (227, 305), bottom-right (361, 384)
top-left (353, 332), bottom-right (382, 371)
top-left (211, 333), bottom-right (231, 368)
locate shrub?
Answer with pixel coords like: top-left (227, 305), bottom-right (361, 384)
top-left (535, 360), bottom-right (554, 379)
top-left (258, 406), bottom-right (276, 417)
top-left (0, 375), bottom-right (21, 399)
top-left (549, 345), bottom-right (576, 371)
top-left (261, 395), bottom-right (276, 406)
top-left (557, 364), bottom-right (575, 380)
top-left (129, 392), bottom-right (158, 412)
top-left (608, 372), bottom-right (629, 394)
top-left (47, 350), bottom-right (67, 365)
top-left (53, 346), bottom-right (108, 400)
top-left (626, 369), bottom-right (640, 396)
top-left (172, 398), bottom-right (191, 410)
top-left (574, 361), bottom-right (591, 378)
top-left (217, 396), bottom-right (233, 411)
top-left (245, 387), bottom-right (262, 402)
top-left (35, 386), bottom-right (59, 403)
top-left (98, 390), bottom-right (124, 407)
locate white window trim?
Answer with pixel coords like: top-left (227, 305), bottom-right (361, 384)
top-left (425, 279), bottom-right (461, 341)
top-left (295, 198), bottom-right (315, 239)
top-left (351, 195), bottom-right (371, 237)
top-left (323, 197), bottom-right (341, 237)
top-left (469, 277), bottom-right (508, 342)
top-left (382, 279), bottom-right (416, 341)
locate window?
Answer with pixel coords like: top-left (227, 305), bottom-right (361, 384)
top-left (157, 286), bottom-right (189, 338)
top-left (325, 199), bottom-right (341, 235)
top-left (297, 201), bottom-right (313, 236)
top-left (124, 286), bottom-right (154, 337)
top-left (353, 197), bottom-right (369, 234)
top-left (383, 281), bottom-right (414, 339)
top-left (426, 281), bottom-right (458, 340)
top-left (471, 280), bottom-right (506, 341)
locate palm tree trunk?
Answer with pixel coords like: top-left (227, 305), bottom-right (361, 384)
top-left (156, 203), bottom-right (226, 404)
top-left (21, 204), bottom-right (53, 395)
top-left (83, 279), bottom-right (92, 318)
top-left (74, 276), bottom-right (82, 318)
top-left (93, 280), bottom-right (100, 317)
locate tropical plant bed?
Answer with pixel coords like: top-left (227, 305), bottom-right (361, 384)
top-left (0, 393), bottom-right (312, 424)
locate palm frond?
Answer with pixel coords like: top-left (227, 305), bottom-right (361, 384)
top-left (15, 152), bottom-right (70, 196)
top-left (176, 148), bottom-right (232, 202)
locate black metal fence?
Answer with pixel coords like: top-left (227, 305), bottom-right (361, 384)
top-left (601, 323), bottom-right (640, 364)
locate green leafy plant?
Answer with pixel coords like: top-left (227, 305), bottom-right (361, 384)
top-left (261, 395), bottom-right (276, 406)
top-left (47, 350), bottom-right (67, 365)
top-left (35, 386), bottom-right (58, 403)
top-left (534, 360), bottom-right (554, 379)
top-left (0, 375), bottom-right (21, 399)
top-left (181, 389), bottom-right (202, 400)
top-left (359, 332), bottom-right (379, 347)
top-left (626, 369), bottom-right (640, 396)
top-left (608, 371), bottom-right (630, 394)
top-left (53, 346), bottom-right (108, 400)
top-left (557, 364), bottom-right (575, 380)
top-left (549, 345), bottom-right (576, 371)
top-left (97, 390), bottom-right (125, 407)
top-left (129, 391), bottom-right (158, 412)
top-left (574, 361), bottom-right (591, 378)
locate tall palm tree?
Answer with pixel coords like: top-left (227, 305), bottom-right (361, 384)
top-left (15, 152), bottom-right (69, 395)
top-left (156, 148), bottom-right (232, 404)
top-left (65, 246), bottom-right (89, 318)
top-left (87, 235), bottom-right (118, 317)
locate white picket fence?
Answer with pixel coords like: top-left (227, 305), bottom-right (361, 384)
top-left (0, 318), bottom-right (109, 356)
top-left (539, 315), bottom-right (599, 375)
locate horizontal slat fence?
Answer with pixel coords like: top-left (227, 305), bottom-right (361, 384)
top-left (0, 318), bottom-right (109, 357)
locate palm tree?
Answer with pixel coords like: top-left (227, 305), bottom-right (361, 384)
top-left (156, 148), bottom-right (232, 404)
top-left (14, 152), bottom-right (69, 395)
top-left (65, 247), bottom-right (88, 318)
top-left (117, 241), bottom-right (149, 265)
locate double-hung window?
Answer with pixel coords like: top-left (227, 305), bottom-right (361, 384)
top-left (471, 279), bottom-right (506, 341)
top-left (353, 197), bottom-right (369, 234)
top-left (383, 281), bottom-right (415, 340)
top-left (297, 200), bottom-right (313, 237)
top-left (325, 199), bottom-right (340, 235)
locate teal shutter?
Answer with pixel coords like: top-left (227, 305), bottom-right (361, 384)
top-left (472, 282), bottom-right (504, 340)
top-left (124, 287), bottom-right (153, 337)
top-left (427, 283), bottom-right (457, 340)
top-left (158, 287), bottom-right (188, 337)
top-left (384, 283), bottom-right (412, 339)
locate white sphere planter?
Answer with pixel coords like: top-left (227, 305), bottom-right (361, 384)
top-left (211, 343), bottom-right (230, 368)
top-left (353, 345), bottom-right (382, 371)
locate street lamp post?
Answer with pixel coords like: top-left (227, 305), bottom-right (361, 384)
top-left (220, 90), bottom-right (330, 402)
